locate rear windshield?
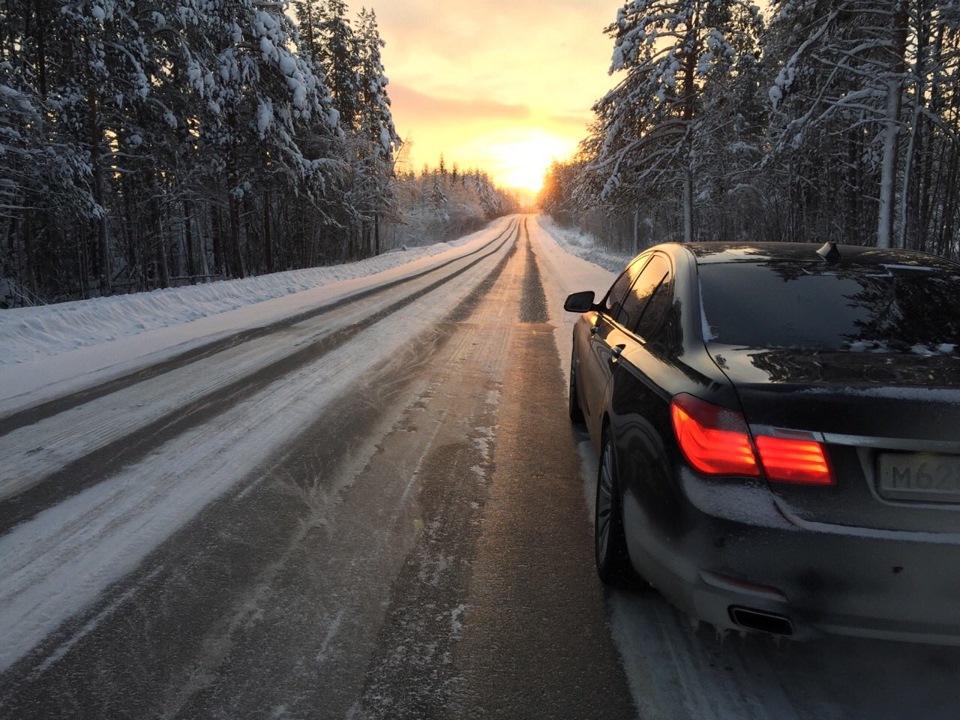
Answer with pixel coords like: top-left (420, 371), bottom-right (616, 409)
top-left (698, 262), bottom-right (960, 353)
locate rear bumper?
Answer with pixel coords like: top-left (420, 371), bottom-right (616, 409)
top-left (622, 468), bottom-right (960, 645)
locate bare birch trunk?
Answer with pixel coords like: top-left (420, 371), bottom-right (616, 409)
top-left (877, 3), bottom-right (909, 249)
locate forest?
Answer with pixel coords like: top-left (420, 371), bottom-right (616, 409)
top-left (0, 0), bottom-right (518, 306)
top-left (539, 0), bottom-right (960, 260)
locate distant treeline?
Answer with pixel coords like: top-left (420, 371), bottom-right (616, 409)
top-left (539, 0), bottom-right (960, 260)
top-left (0, 0), bottom-right (517, 307)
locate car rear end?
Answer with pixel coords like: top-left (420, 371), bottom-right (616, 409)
top-left (668, 245), bottom-right (960, 643)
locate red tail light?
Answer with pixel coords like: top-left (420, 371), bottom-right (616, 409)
top-left (755, 435), bottom-right (834, 485)
top-left (671, 394), bottom-right (834, 485)
top-left (671, 394), bottom-right (760, 477)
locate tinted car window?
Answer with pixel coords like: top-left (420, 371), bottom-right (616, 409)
top-left (602, 257), bottom-right (648, 318)
top-left (621, 255), bottom-right (670, 336)
top-left (699, 262), bottom-right (960, 352)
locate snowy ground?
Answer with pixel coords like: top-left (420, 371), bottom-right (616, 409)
top-left (0, 219), bottom-right (625, 416)
top-left (536, 215), bottom-right (636, 273)
top-left (0, 235), bottom-right (483, 412)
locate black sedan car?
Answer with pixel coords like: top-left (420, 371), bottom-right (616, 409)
top-left (565, 242), bottom-right (960, 644)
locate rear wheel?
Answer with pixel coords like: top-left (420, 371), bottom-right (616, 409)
top-left (569, 347), bottom-right (584, 424)
top-left (595, 436), bottom-right (634, 585)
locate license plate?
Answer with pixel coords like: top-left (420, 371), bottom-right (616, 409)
top-left (878, 453), bottom-right (960, 503)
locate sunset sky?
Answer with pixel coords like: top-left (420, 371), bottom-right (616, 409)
top-left (372, 1), bottom-right (618, 194)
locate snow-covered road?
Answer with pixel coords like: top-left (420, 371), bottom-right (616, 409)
top-left (2, 215), bottom-right (959, 719)
top-left (0, 219), bottom-right (520, 674)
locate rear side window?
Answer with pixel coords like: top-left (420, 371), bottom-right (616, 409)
top-left (618, 255), bottom-right (670, 334)
top-left (699, 262), bottom-right (960, 352)
top-left (602, 257), bottom-right (648, 318)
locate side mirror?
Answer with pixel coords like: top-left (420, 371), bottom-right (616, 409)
top-left (563, 291), bottom-right (596, 313)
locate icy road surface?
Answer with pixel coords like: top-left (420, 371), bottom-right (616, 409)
top-left (1, 216), bottom-right (958, 718)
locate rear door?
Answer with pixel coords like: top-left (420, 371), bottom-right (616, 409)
top-left (606, 255), bottom-right (689, 531)
top-left (580, 254), bottom-right (675, 437)
top-left (578, 256), bottom-right (650, 425)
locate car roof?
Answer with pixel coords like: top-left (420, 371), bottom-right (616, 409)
top-left (670, 242), bottom-right (960, 271)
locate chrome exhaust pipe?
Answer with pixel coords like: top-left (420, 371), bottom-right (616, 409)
top-left (729, 606), bottom-right (794, 637)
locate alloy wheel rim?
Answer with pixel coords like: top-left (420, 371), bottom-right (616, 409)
top-left (597, 444), bottom-right (614, 561)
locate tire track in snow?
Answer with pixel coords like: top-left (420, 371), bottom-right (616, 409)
top-left (0, 221), bottom-right (520, 534)
top-left (0, 219), bottom-right (518, 433)
top-left (0, 218), bottom-right (521, 716)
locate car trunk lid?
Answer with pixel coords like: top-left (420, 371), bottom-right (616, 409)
top-left (709, 346), bottom-right (960, 532)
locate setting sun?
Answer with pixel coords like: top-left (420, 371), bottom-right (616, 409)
top-left (461, 130), bottom-right (577, 194)
top-left (373, 2), bottom-right (614, 192)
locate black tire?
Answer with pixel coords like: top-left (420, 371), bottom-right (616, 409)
top-left (595, 435), bottom-right (634, 585)
top-left (569, 347), bottom-right (585, 424)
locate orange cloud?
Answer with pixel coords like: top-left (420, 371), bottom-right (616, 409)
top-left (388, 84), bottom-right (531, 124)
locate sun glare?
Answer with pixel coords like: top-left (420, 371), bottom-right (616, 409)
top-left (460, 130), bottom-right (576, 195)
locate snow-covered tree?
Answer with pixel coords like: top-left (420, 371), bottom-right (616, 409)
top-left (318, 0), bottom-right (361, 130)
top-left (581, 0), bottom-right (764, 243)
top-left (900, 1), bottom-right (960, 255)
top-left (542, 1), bottom-right (960, 258)
top-left (691, 5), bottom-right (768, 240)
top-left (356, 8), bottom-right (399, 164)
top-left (766, 0), bottom-right (915, 247)
top-left (382, 164), bottom-right (519, 250)
top-left (182, 0), bottom-right (339, 276)
top-left (0, 0), bottom-right (160, 296)
top-left (352, 7), bottom-right (400, 254)
top-left (295, 0), bottom-right (323, 64)
top-left (0, 0), bottom-right (373, 303)
top-left (763, 0), bottom-right (960, 252)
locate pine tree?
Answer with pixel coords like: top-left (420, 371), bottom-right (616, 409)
top-left (768, 0), bottom-right (960, 250)
top-left (0, 0), bottom-right (412, 302)
top-left (1, 0), bottom-right (160, 296)
top-left (318, 0), bottom-right (361, 130)
top-left (766, 0), bottom-right (920, 247)
top-left (196, 0), bottom-right (338, 276)
top-left (356, 7), bottom-right (400, 162)
top-left (693, 3), bottom-right (767, 240)
top-left (347, 7), bottom-right (400, 254)
top-left (295, 0), bottom-right (323, 64)
top-left (581, 0), bottom-right (764, 242)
